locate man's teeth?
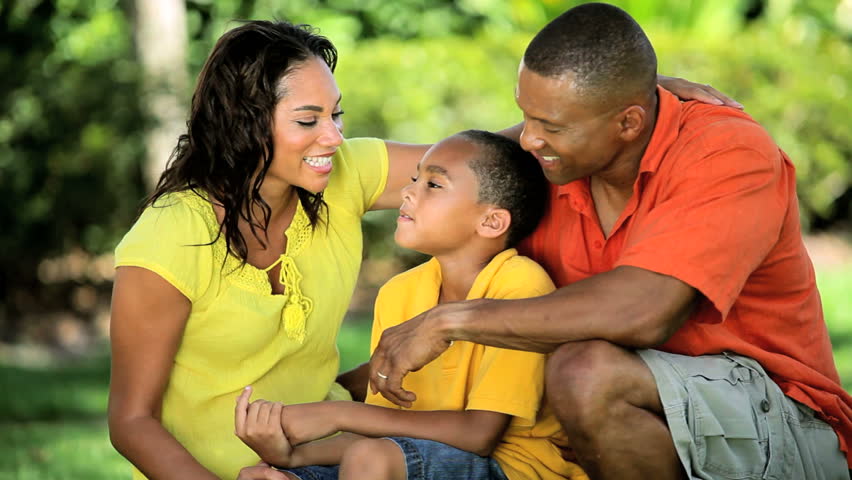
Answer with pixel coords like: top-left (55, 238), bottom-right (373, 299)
top-left (304, 156), bottom-right (332, 167)
top-left (542, 156), bottom-right (560, 162)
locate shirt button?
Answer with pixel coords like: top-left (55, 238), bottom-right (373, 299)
top-left (594, 240), bottom-right (602, 248)
top-left (760, 399), bottom-right (771, 412)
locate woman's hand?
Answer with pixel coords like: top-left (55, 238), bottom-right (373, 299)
top-left (236, 462), bottom-right (290, 480)
top-left (235, 387), bottom-right (293, 466)
top-left (658, 74), bottom-right (743, 109)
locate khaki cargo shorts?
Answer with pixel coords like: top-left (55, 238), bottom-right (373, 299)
top-left (638, 350), bottom-right (849, 480)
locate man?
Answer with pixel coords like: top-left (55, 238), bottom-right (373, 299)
top-left (368, 3), bottom-right (851, 479)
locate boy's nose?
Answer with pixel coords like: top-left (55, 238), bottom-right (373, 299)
top-left (401, 183), bottom-right (414, 202)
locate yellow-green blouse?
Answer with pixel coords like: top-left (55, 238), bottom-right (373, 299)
top-left (114, 138), bottom-right (388, 479)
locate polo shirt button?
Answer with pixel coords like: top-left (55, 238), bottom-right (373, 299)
top-left (760, 399), bottom-right (770, 412)
top-left (594, 240), bottom-right (602, 248)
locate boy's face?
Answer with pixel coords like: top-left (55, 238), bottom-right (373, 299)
top-left (395, 136), bottom-right (489, 256)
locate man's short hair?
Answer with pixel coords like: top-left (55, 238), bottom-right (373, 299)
top-left (523, 2), bottom-right (657, 108)
top-left (458, 130), bottom-right (548, 247)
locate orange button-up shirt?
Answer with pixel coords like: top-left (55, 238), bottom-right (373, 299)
top-left (520, 86), bottom-right (851, 464)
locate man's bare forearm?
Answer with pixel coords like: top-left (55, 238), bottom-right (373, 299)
top-left (437, 266), bottom-right (696, 352)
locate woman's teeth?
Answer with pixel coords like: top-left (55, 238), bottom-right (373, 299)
top-left (304, 156), bottom-right (332, 167)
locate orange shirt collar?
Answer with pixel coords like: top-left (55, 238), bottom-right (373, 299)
top-left (556, 86), bottom-right (682, 200)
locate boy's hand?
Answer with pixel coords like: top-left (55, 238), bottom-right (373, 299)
top-left (278, 402), bottom-right (341, 445)
top-left (235, 387), bottom-right (293, 466)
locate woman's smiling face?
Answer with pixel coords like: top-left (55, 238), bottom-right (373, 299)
top-left (267, 56), bottom-right (344, 193)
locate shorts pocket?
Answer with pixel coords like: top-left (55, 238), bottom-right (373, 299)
top-left (686, 368), bottom-right (769, 479)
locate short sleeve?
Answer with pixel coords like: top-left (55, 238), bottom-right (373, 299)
top-left (466, 256), bottom-right (556, 425)
top-left (616, 141), bottom-right (787, 321)
top-left (466, 347), bottom-right (546, 427)
top-left (324, 137), bottom-right (389, 217)
top-left (114, 193), bottom-right (215, 302)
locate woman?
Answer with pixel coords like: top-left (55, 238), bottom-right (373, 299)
top-left (108, 20), bottom-right (736, 480)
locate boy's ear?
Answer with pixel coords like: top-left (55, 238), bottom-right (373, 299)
top-left (477, 207), bottom-right (511, 240)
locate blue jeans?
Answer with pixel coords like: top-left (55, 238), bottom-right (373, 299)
top-left (282, 437), bottom-right (509, 480)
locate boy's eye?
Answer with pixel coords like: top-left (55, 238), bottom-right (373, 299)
top-left (410, 176), bottom-right (418, 183)
top-left (427, 181), bottom-right (442, 189)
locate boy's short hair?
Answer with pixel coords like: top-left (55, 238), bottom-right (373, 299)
top-left (458, 129), bottom-right (549, 247)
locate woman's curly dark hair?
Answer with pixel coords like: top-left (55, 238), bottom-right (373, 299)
top-left (145, 20), bottom-right (338, 263)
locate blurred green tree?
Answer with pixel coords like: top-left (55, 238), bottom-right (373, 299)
top-left (0, 0), bottom-right (147, 342)
top-left (0, 0), bottom-right (850, 343)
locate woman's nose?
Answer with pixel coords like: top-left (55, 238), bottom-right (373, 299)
top-left (319, 118), bottom-right (344, 147)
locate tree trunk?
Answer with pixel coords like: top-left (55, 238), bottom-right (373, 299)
top-left (133, 0), bottom-right (188, 189)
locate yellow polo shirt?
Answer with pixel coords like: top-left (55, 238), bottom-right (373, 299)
top-left (366, 249), bottom-right (589, 480)
top-left (114, 137), bottom-right (388, 479)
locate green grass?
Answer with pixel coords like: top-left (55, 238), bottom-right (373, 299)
top-left (2, 274), bottom-right (851, 479)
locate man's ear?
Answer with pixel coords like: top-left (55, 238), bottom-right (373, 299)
top-left (616, 104), bottom-right (647, 142)
top-left (477, 207), bottom-right (511, 240)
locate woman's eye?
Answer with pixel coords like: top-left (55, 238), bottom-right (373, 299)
top-left (296, 120), bottom-right (317, 127)
top-left (332, 110), bottom-right (345, 119)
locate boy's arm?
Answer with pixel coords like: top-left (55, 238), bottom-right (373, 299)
top-left (281, 401), bottom-right (510, 457)
top-left (285, 432), bottom-right (366, 467)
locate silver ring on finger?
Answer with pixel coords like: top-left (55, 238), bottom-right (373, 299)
top-left (376, 371), bottom-right (388, 380)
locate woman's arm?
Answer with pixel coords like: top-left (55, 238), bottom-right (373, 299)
top-left (657, 74), bottom-right (743, 108)
top-left (281, 401), bottom-right (510, 457)
top-left (370, 141), bottom-right (431, 211)
top-left (108, 266), bottom-right (216, 480)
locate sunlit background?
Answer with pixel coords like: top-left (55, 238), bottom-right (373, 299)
top-left (1, 0), bottom-right (850, 478)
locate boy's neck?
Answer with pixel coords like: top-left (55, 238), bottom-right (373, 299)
top-left (434, 241), bottom-right (506, 304)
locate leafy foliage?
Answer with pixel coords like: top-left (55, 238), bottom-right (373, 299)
top-left (1, 0), bottom-right (850, 340)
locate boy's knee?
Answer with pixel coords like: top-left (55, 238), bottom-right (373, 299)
top-left (340, 438), bottom-right (401, 479)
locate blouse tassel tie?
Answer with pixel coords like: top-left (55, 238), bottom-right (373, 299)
top-left (264, 255), bottom-right (313, 343)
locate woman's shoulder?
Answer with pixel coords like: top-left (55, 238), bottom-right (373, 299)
top-left (324, 138), bottom-right (389, 214)
top-left (122, 190), bottom-right (217, 248)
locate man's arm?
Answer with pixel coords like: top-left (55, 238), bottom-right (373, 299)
top-left (369, 266), bottom-right (696, 406)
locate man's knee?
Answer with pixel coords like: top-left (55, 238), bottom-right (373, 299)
top-left (546, 340), bottom-right (627, 398)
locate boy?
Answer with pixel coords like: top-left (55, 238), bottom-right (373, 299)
top-left (234, 130), bottom-right (588, 480)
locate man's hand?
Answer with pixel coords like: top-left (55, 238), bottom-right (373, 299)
top-left (235, 387), bottom-right (293, 466)
top-left (369, 303), bottom-right (458, 407)
top-left (657, 74), bottom-right (744, 109)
